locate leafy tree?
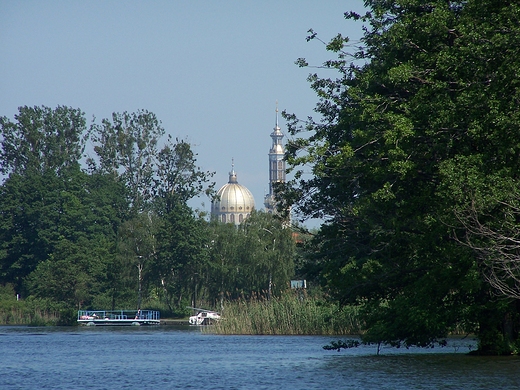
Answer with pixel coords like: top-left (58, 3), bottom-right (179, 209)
top-left (0, 105), bottom-right (87, 176)
top-left (206, 220), bottom-right (242, 307)
top-left (0, 105), bottom-right (220, 314)
top-left (0, 167), bottom-right (127, 303)
top-left (89, 111), bottom-right (216, 214)
top-left (155, 136), bottom-right (216, 209)
top-left (0, 106), bottom-right (92, 293)
top-left (206, 211), bottom-right (295, 302)
top-left (88, 110), bottom-right (164, 212)
top-left (26, 238), bottom-right (101, 307)
top-left (17, 169), bottom-right (126, 302)
top-left (153, 200), bottom-right (210, 310)
top-left (0, 171), bottom-right (63, 292)
top-left (281, 1), bottom-right (520, 353)
top-left (117, 212), bottom-right (158, 309)
top-left (0, 105), bottom-right (128, 303)
top-left (239, 211), bottom-right (295, 299)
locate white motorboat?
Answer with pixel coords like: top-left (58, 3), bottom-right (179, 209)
top-left (188, 308), bottom-right (221, 325)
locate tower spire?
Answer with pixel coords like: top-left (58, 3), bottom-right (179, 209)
top-left (275, 100), bottom-right (279, 128)
top-left (264, 102), bottom-right (286, 213)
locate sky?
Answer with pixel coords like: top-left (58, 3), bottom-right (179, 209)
top-left (0, 1), bottom-right (366, 228)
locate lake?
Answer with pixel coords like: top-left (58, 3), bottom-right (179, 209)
top-left (1, 325), bottom-right (519, 389)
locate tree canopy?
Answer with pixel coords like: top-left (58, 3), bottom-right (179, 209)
top-left (280, 0), bottom-right (520, 353)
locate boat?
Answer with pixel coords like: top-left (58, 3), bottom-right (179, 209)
top-left (188, 307), bottom-right (221, 325)
top-left (77, 309), bottom-right (160, 326)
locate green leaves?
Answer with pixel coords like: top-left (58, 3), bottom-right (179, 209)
top-left (156, 136), bottom-right (216, 208)
top-left (205, 211), bottom-right (296, 302)
top-left (89, 110), bottom-right (164, 212)
top-left (89, 112), bottom-right (216, 214)
top-left (0, 105), bottom-right (86, 176)
top-left (281, 0), bottom-right (520, 351)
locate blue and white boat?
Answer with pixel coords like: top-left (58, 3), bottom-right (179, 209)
top-left (77, 310), bottom-right (160, 326)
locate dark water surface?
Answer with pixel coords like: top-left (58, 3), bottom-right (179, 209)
top-left (1, 326), bottom-right (519, 389)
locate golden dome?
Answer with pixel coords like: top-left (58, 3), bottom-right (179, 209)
top-left (211, 166), bottom-right (255, 225)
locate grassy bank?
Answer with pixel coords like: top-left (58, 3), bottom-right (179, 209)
top-left (0, 306), bottom-right (62, 326)
top-left (212, 291), bottom-right (362, 335)
top-left (0, 295), bottom-right (65, 326)
top-left (0, 285), bottom-right (75, 326)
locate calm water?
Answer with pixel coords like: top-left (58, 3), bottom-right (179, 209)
top-left (1, 326), bottom-right (519, 389)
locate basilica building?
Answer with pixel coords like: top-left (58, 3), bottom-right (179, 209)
top-left (211, 106), bottom-right (285, 225)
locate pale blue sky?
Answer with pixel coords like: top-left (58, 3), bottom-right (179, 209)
top-left (0, 1), bottom-right (365, 226)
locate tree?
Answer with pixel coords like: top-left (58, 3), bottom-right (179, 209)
top-left (280, 1), bottom-right (520, 353)
top-left (0, 170), bottom-right (65, 292)
top-left (87, 110), bottom-right (216, 310)
top-left (153, 200), bottom-right (210, 310)
top-left (0, 105), bottom-right (87, 176)
top-left (88, 110), bottom-right (164, 212)
top-left (0, 105), bottom-right (97, 294)
top-left (453, 182), bottom-right (520, 300)
top-left (117, 212), bottom-right (158, 310)
top-left (206, 221), bottom-right (242, 307)
top-left (205, 211), bottom-right (295, 301)
top-left (155, 135), bottom-right (216, 209)
top-left (238, 211), bottom-right (295, 299)
top-left (89, 111), bottom-right (216, 214)
top-left (0, 167), bottom-right (127, 304)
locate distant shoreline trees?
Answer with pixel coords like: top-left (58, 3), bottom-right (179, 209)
top-left (0, 106), bottom-right (295, 316)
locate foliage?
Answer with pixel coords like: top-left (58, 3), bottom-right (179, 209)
top-left (206, 211), bottom-right (296, 304)
top-left (0, 105), bottom-right (87, 176)
top-left (323, 339), bottom-right (360, 352)
top-left (206, 220), bottom-right (242, 306)
top-left (88, 110), bottom-right (163, 212)
top-left (238, 211), bottom-right (296, 298)
top-left (280, 0), bottom-right (520, 353)
top-left (155, 136), bottom-right (217, 207)
top-left (88, 112), bottom-right (216, 213)
top-left (0, 105), bottom-right (299, 325)
top-left (0, 105), bottom-right (222, 317)
top-left (117, 212), bottom-right (158, 309)
top-left (0, 285), bottom-right (65, 325)
top-left (153, 200), bottom-right (210, 310)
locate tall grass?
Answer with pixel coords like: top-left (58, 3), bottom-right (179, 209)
top-left (0, 285), bottom-right (69, 326)
top-left (212, 291), bottom-right (362, 335)
top-left (0, 307), bottom-right (62, 326)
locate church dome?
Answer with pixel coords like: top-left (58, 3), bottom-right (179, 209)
top-left (211, 165), bottom-right (255, 225)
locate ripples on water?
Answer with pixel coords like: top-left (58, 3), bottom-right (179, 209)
top-left (1, 326), bottom-right (519, 389)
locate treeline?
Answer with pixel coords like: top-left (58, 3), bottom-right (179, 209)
top-left (0, 106), bottom-right (295, 316)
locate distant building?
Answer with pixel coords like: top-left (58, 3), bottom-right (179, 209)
top-left (264, 105), bottom-right (286, 214)
top-left (211, 162), bottom-right (255, 226)
top-left (211, 104), bottom-right (286, 225)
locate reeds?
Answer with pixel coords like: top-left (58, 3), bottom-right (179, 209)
top-left (212, 291), bottom-right (362, 335)
top-left (0, 286), bottom-right (64, 325)
top-left (0, 306), bottom-right (61, 326)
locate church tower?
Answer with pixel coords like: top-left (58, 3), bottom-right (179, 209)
top-left (264, 104), bottom-right (286, 213)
